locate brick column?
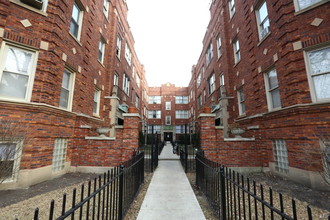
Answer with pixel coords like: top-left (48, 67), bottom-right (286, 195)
top-left (198, 108), bottom-right (217, 160)
top-left (122, 107), bottom-right (140, 161)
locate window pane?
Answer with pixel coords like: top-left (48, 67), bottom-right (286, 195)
top-left (298, 0), bottom-right (322, 9)
top-left (60, 88), bottom-right (69, 108)
top-left (62, 71), bottom-right (70, 89)
top-left (0, 72), bottom-right (28, 99)
top-left (259, 2), bottom-right (268, 21)
top-left (72, 3), bottom-right (80, 22)
top-left (308, 47), bottom-right (330, 75)
top-left (268, 69), bottom-right (279, 89)
top-left (5, 48), bottom-right (33, 75)
top-left (313, 74), bottom-right (330, 99)
top-left (271, 88), bottom-right (281, 108)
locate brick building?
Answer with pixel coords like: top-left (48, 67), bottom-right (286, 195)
top-left (189, 0), bottom-right (330, 190)
top-left (0, 0), bottom-right (147, 189)
top-left (147, 83), bottom-right (190, 142)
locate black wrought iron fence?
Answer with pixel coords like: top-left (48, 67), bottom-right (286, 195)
top-left (179, 145), bottom-right (196, 173)
top-left (17, 152), bottom-right (144, 220)
top-left (196, 153), bottom-right (330, 220)
top-left (139, 132), bottom-right (160, 172)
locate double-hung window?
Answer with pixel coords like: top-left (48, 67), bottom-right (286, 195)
top-left (149, 96), bottom-right (161, 104)
top-left (136, 74), bottom-right (140, 88)
top-left (98, 38), bottom-right (106, 64)
top-left (166, 116), bottom-right (171, 125)
top-left (220, 74), bottom-right (225, 86)
top-left (70, 1), bottom-right (84, 40)
top-left (264, 69), bottom-right (281, 110)
top-left (175, 96), bottom-right (188, 104)
top-left (294, 0), bottom-right (323, 11)
top-left (0, 43), bottom-right (37, 101)
top-left (256, 1), bottom-right (270, 40)
top-left (148, 110), bottom-right (161, 119)
top-left (116, 35), bottom-right (122, 58)
top-left (176, 110), bottom-right (189, 119)
top-left (93, 89), bottom-right (101, 116)
top-left (208, 73), bottom-right (216, 94)
top-left (60, 69), bottom-right (75, 110)
top-left (304, 46), bottom-right (330, 102)
top-left (135, 95), bottom-right (140, 108)
top-left (0, 141), bottom-right (22, 181)
top-left (238, 89), bottom-right (246, 115)
top-left (233, 38), bottom-right (240, 64)
top-left (165, 101), bottom-right (171, 110)
top-left (103, 0), bottom-right (110, 17)
top-left (123, 74), bottom-right (130, 95)
top-left (206, 42), bottom-right (213, 66)
top-left (229, 0), bottom-right (235, 18)
top-left (217, 35), bottom-right (222, 58)
top-left (147, 125), bottom-right (161, 134)
top-left (197, 73), bottom-right (201, 87)
top-left (197, 95), bottom-right (202, 109)
top-left (114, 72), bottom-right (118, 86)
top-left (125, 43), bottom-right (132, 66)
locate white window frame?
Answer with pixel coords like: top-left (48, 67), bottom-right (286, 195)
top-left (206, 42), bottom-right (213, 65)
top-left (175, 96), bottom-right (189, 104)
top-left (273, 139), bottom-right (289, 173)
top-left (98, 37), bottom-right (106, 64)
top-left (256, 1), bottom-right (270, 40)
top-left (123, 74), bottom-right (130, 95)
top-left (264, 68), bottom-right (281, 111)
top-left (165, 101), bottom-right (171, 110)
top-left (125, 43), bottom-right (132, 66)
top-left (217, 35), bottom-right (222, 58)
top-left (175, 110), bottom-right (189, 119)
top-left (59, 68), bottom-right (75, 111)
top-left (220, 73), bottom-right (225, 86)
top-left (237, 89), bottom-right (246, 115)
top-left (233, 38), bottom-right (240, 64)
top-left (304, 45), bottom-right (330, 103)
top-left (208, 73), bottom-right (216, 95)
top-left (93, 88), bottom-right (101, 116)
top-left (293, 0), bottom-right (324, 11)
top-left (116, 35), bottom-right (122, 59)
top-left (0, 42), bottom-right (38, 102)
top-left (103, 0), bottom-right (110, 17)
top-left (13, 0), bottom-right (49, 13)
top-left (70, 1), bottom-right (84, 41)
top-left (148, 110), bottom-right (161, 119)
top-left (0, 140), bottom-right (23, 182)
top-left (197, 73), bottom-right (202, 87)
top-left (229, 0), bottom-right (236, 18)
top-left (136, 74), bottom-right (140, 88)
top-left (114, 72), bottom-right (118, 86)
top-left (52, 138), bottom-right (68, 172)
top-left (149, 96), bottom-right (161, 104)
top-left (166, 116), bottom-right (171, 125)
top-left (135, 95), bottom-right (140, 109)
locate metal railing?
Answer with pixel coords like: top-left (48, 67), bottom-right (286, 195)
top-left (139, 132), bottom-right (162, 172)
top-left (196, 153), bottom-right (330, 220)
top-left (19, 152), bottom-right (144, 220)
top-left (179, 145), bottom-right (196, 173)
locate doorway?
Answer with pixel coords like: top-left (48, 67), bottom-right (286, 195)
top-left (164, 132), bottom-right (173, 142)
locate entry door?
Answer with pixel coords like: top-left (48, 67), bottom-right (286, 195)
top-left (164, 132), bottom-right (173, 142)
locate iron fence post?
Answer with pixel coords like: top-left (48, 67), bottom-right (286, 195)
top-left (118, 165), bottom-right (124, 220)
top-left (220, 166), bottom-right (226, 220)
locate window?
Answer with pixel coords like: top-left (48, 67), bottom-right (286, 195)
top-left (220, 74), bottom-right (225, 86)
top-left (176, 110), bottom-right (189, 119)
top-left (98, 38), bottom-right (106, 63)
top-left (116, 35), bottom-right (122, 58)
top-left (203, 89), bottom-right (206, 103)
top-left (0, 43), bottom-right (37, 101)
top-left (93, 89), bottom-right (101, 116)
top-left (166, 116), bottom-right (171, 125)
top-left (197, 73), bottom-right (201, 87)
top-left (233, 38), bottom-right (240, 64)
top-left (206, 42), bottom-right (213, 65)
top-left (123, 74), bottom-right (130, 95)
top-left (135, 95), bottom-right (140, 109)
top-left (59, 69), bottom-right (75, 110)
top-left (273, 139), bottom-right (289, 173)
top-left (136, 74), bottom-right (140, 88)
top-left (114, 73), bottom-right (118, 86)
top-left (304, 46), bottom-right (330, 102)
top-left (147, 125), bottom-right (161, 134)
top-left (148, 110), bottom-right (161, 119)
top-left (294, 0), bottom-right (323, 11)
top-left (125, 43), bottom-right (132, 66)
top-left (175, 96), bottom-right (188, 104)
top-left (229, 0), bottom-right (235, 18)
top-left (197, 95), bottom-right (202, 109)
top-left (52, 138), bottom-right (68, 172)
top-left (217, 35), bottom-right (222, 58)
top-left (0, 141), bottom-right (22, 181)
top-left (264, 69), bottom-right (281, 110)
top-left (237, 89), bottom-right (246, 115)
top-left (256, 1), bottom-right (270, 40)
top-left (149, 96), bottom-right (161, 104)
top-left (70, 1), bottom-right (84, 40)
top-left (166, 101), bottom-right (171, 110)
top-left (17, 0), bottom-right (49, 12)
top-left (208, 73), bottom-right (216, 94)
top-left (215, 117), bottom-right (224, 126)
top-left (176, 125), bottom-right (188, 134)
top-left (103, 0), bottom-right (109, 17)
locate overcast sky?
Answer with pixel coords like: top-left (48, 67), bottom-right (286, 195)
top-left (126, 0), bottom-right (211, 87)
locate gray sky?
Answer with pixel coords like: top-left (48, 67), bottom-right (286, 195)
top-left (126, 0), bottom-right (211, 87)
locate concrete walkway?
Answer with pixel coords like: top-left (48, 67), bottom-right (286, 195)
top-left (137, 143), bottom-right (205, 220)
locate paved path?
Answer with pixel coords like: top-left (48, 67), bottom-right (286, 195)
top-left (137, 143), bottom-right (205, 220)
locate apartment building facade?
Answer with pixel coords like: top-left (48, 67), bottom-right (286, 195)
top-left (0, 0), bottom-right (147, 189)
top-left (189, 0), bottom-right (330, 190)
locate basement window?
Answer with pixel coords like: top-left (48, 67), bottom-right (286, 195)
top-left (52, 139), bottom-right (68, 172)
top-left (273, 139), bottom-right (289, 173)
